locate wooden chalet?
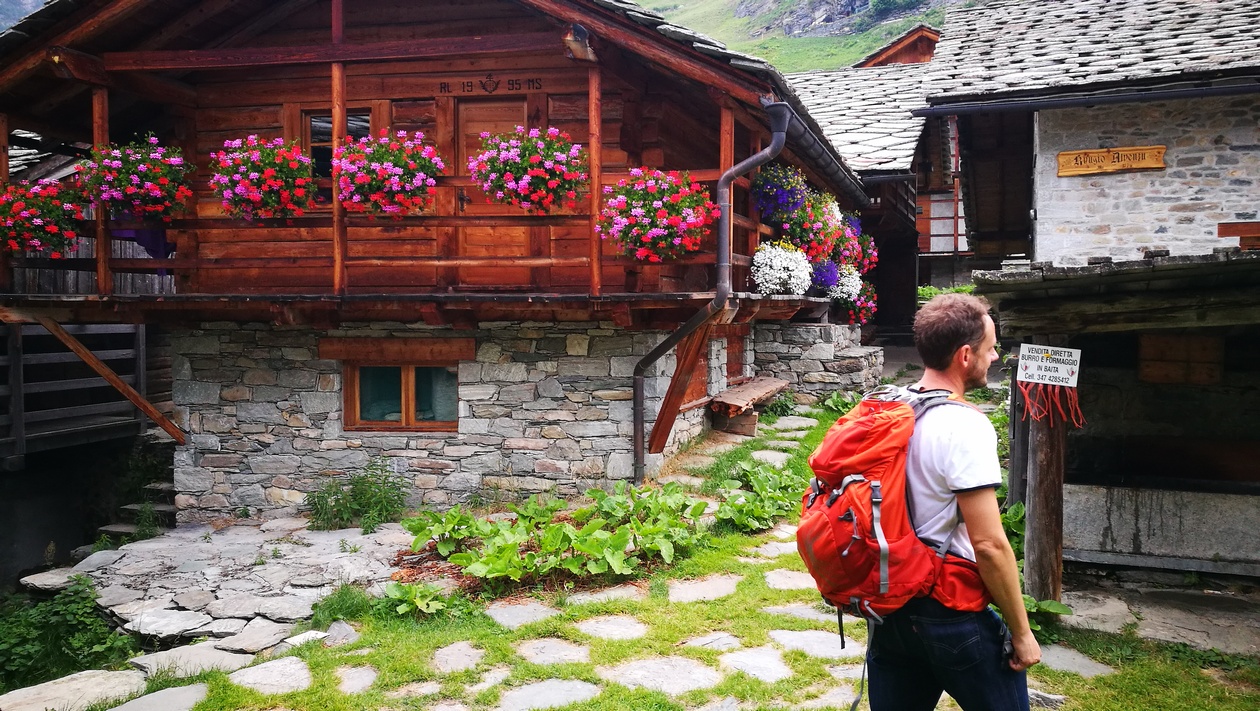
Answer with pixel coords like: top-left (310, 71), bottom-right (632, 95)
top-left (928, 0), bottom-right (1260, 592)
top-left (0, 0), bottom-right (876, 518)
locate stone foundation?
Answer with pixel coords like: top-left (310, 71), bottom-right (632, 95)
top-left (753, 323), bottom-right (883, 395)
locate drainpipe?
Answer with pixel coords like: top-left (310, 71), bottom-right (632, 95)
top-left (632, 101), bottom-right (793, 483)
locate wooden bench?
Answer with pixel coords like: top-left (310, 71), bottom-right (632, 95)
top-left (709, 376), bottom-right (790, 436)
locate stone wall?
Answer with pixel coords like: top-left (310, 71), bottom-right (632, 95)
top-left (1033, 95), bottom-right (1260, 265)
top-left (753, 323), bottom-right (883, 395)
top-left (170, 321), bottom-right (703, 522)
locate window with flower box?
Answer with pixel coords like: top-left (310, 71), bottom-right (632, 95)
top-left (318, 338), bottom-right (474, 432)
top-left (305, 111), bottom-right (372, 205)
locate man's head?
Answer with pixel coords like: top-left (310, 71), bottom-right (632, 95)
top-left (913, 293), bottom-right (997, 391)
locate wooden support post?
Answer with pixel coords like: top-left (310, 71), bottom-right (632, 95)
top-left (1007, 380), bottom-right (1030, 507)
top-left (0, 112), bottom-right (10, 293)
top-left (134, 323), bottom-right (147, 429)
top-left (587, 65), bottom-right (602, 297)
top-left (7, 324), bottom-right (24, 465)
top-left (330, 0), bottom-right (347, 294)
top-left (434, 97), bottom-right (457, 288)
top-left (648, 324), bottom-right (713, 454)
top-left (1025, 388), bottom-right (1066, 602)
top-left (92, 86), bottom-right (112, 296)
top-left (34, 316), bottom-right (185, 444)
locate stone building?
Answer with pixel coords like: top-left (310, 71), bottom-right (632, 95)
top-left (921, 0), bottom-right (1260, 583)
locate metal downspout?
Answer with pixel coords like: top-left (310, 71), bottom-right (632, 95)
top-left (632, 101), bottom-right (793, 483)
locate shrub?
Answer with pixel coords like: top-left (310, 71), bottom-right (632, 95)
top-left (307, 456), bottom-right (409, 533)
top-left (0, 576), bottom-right (136, 693)
top-left (763, 390), bottom-right (796, 417)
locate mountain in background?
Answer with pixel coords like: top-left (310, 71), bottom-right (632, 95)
top-left (0, 0), bottom-right (45, 33)
top-left (641, 0), bottom-right (968, 72)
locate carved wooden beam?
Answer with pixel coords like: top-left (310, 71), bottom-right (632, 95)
top-left (47, 46), bottom-right (197, 107)
top-left (0, 0), bottom-right (153, 94)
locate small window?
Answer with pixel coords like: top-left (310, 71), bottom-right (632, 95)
top-left (305, 111), bottom-right (372, 205)
top-left (349, 365), bottom-right (458, 430)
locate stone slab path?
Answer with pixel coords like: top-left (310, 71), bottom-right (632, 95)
top-left (565, 583), bottom-right (646, 605)
top-left (516, 638), bottom-right (590, 664)
top-left (496, 679), bottom-right (601, 711)
top-left (486, 599), bottom-right (561, 629)
top-left (1063, 586), bottom-right (1260, 656)
top-left (576, 615), bottom-right (648, 640)
top-left (668, 573), bottom-right (743, 603)
top-left (130, 640), bottom-right (254, 677)
top-left (335, 665), bottom-right (377, 694)
top-left (769, 630), bottom-right (863, 660)
top-left (1040, 644), bottom-right (1116, 678)
top-left (110, 683), bottom-right (208, 711)
top-left (434, 640), bottom-right (485, 672)
top-left (0, 669), bottom-right (147, 711)
top-left (596, 656), bottom-right (722, 695)
top-left (227, 656), bottom-right (312, 694)
top-left (719, 645), bottom-right (792, 683)
top-left (751, 450), bottom-right (791, 468)
top-left (764, 569), bottom-right (817, 590)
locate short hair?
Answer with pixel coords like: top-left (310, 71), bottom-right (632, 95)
top-left (913, 293), bottom-right (992, 371)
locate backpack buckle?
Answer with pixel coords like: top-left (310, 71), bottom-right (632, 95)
top-left (806, 478), bottom-right (822, 508)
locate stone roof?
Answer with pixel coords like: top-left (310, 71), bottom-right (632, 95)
top-left (974, 249), bottom-right (1260, 298)
top-left (926, 0), bottom-right (1260, 104)
top-left (787, 63), bottom-right (928, 173)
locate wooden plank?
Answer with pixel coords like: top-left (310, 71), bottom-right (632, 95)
top-left (209, 0), bottom-right (320, 48)
top-left (23, 400), bottom-right (135, 424)
top-left (347, 256), bottom-right (588, 268)
top-left (648, 325), bottom-right (712, 454)
top-left (0, 0), bottom-right (151, 94)
top-left (332, 61), bottom-right (348, 294)
top-left (45, 46), bottom-right (199, 108)
top-left (92, 86), bottom-right (112, 297)
top-left (104, 32), bottom-right (559, 71)
top-left (709, 376), bottom-right (789, 417)
top-left (588, 66), bottom-right (603, 297)
top-left (21, 348), bottom-right (135, 365)
top-left (1025, 409), bottom-right (1065, 602)
top-left (33, 316), bottom-right (185, 444)
top-left (0, 113), bottom-right (9, 292)
top-left (136, 0), bottom-right (248, 50)
top-left (996, 285), bottom-right (1260, 336)
top-left (1218, 222), bottom-right (1260, 239)
top-left (318, 337), bottom-right (475, 362)
top-left (7, 325), bottom-right (23, 459)
top-left (24, 374), bottom-right (136, 394)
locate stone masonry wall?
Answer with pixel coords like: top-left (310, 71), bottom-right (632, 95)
top-left (170, 321), bottom-right (706, 523)
top-left (753, 323), bottom-right (883, 395)
top-left (1034, 95), bottom-right (1260, 265)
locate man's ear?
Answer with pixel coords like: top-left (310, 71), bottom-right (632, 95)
top-left (954, 343), bottom-right (973, 371)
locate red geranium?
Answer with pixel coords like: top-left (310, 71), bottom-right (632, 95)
top-left (209, 136), bottom-right (313, 219)
top-left (0, 180), bottom-right (83, 257)
top-left (77, 136), bottom-right (193, 221)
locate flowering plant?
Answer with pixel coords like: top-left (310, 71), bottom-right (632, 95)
top-left (828, 263), bottom-right (862, 302)
top-left (596, 168), bottom-right (719, 262)
top-left (811, 260), bottom-right (840, 292)
top-left (779, 191), bottom-right (843, 263)
top-left (467, 126), bottom-right (587, 214)
top-left (77, 136), bottom-right (193, 221)
top-left (209, 135), bottom-right (313, 219)
top-left (751, 242), bottom-right (811, 295)
top-left (834, 277), bottom-right (877, 325)
top-left (751, 163), bottom-right (808, 220)
top-left (0, 180), bottom-right (83, 258)
top-left (833, 214), bottom-right (879, 274)
top-left (333, 130), bottom-right (445, 215)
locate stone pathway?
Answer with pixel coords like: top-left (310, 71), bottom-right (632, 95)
top-left (516, 638), bottom-right (590, 664)
top-left (576, 615), bottom-right (648, 640)
top-left (565, 582), bottom-right (645, 605)
top-left (485, 599), bottom-right (562, 629)
top-left (0, 669), bottom-right (147, 711)
top-left (719, 646), bottom-right (792, 683)
top-left (668, 573), bottom-right (743, 603)
top-left (596, 656), bottom-right (723, 695)
top-left (434, 640), bottom-right (485, 672)
top-left (227, 656), bottom-right (312, 694)
top-left (1062, 586), bottom-right (1260, 656)
top-left (497, 679), bottom-right (601, 711)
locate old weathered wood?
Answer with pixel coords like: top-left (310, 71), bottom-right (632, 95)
top-left (317, 337), bottom-right (475, 362)
top-left (104, 32), bottom-right (559, 71)
top-left (709, 376), bottom-right (789, 417)
top-left (1218, 221), bottom-right (1260, 239)
top-left (7, 325), bottom-right (24, 460)
top-left (1025, 404), bottom-right (1066, 602)
top-left (46, 46), bottom-right (198, 107)
top-left (712, 410), bottom-right (758, 437)
top-left (0, 0), bottom-right (150, 94)
top-left (996, 285), bottom-right (1260, 335)
top-left (331, 66), bottom-right (347, 292)
top-left (136, 0), bottom-right (247, 50)
top-left (648, 324), bottom-right (712, 454)
top-left (0, 113), bottom-right (9, 292)
top-left (210, 0), bottom-right (321, 48)
top-left (1006, 379), bottom-right (1029, 507)
top-left (92, 86), bottom-right (111, 296)
top-left (347, 256), bottom-right (588, 268)
top-left (32, 316), bottom-right (185, 445)
top-left (1057, 145), bottom-right (1166, 177)
top-left (588, 65), bottom-right (603, 296)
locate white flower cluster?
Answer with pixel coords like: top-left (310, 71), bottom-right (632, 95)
top-left (828, 263), bottom-right (862, 302)
top-left (752, 243), bottom-right (811, 295)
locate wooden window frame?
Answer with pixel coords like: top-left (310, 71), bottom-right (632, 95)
top-left (319, 337), bottom-right (474, 433)
top-left (283, 100), bottom-right (390, 211)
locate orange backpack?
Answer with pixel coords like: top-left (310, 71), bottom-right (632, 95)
top-left (797, 386), bottom-right (992, 621)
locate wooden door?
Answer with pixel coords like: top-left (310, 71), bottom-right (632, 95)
top-left (457, 99), bottom-right (530, 287)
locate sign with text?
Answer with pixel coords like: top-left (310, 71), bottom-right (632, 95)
top-left (1057, 145), bottom-right (1166, 176)
top-left (1017, 345), bottom-right (1082, 388)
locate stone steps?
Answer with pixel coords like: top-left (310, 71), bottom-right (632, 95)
top-left (97, 522), bottom-right (173, 538)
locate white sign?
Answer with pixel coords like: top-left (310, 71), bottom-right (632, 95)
top-left (1016, 344), bottom-right (1082, 388)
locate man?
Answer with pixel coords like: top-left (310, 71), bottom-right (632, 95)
top-left (868, 293), bottom-right (1040, 711)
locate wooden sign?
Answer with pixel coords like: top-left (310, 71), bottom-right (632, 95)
top-left (1057, 145), bottom-right (1166, 177)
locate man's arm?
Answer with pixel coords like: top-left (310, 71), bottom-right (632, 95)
top-left (956, 488), bottom-right (1041, 671)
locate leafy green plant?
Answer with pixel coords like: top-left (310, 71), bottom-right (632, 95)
top-left (382, 582), bottom-right (447, 617)
top-left (0, 576), bottom-right (136, 693)
top-left (916, 283), bottom-right (975, 303)
top-left (133, 501), bottom-right (160, 540)
top-left (310, 584), bottom-right (373, 628)
top-left (820, 389), bottom-right (860, 415)
top-left (308, 456), bottom-right (409, 533)
top-left (715, 461), bottom-right (806, 532)
top-left (91, 535), bottom-right (116, 553)
top-left (763, 390), bottom-right (797, 417)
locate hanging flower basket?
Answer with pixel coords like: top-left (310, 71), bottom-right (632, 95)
top-left (751, 242), bottom-right (811, 296)
top-left (467, 126), bottom-right (588, 214)
top-left (209, 136), bottom-right (314, 220)
top-left (809, 259), bottom-right (840, 296)
top-left (833, 214), bottom-right (879, 274)
top-left (751, 162), bottom-right (808, 221)
top-left (0, 180), bottom-right (83, 258)
top-left (333, 130), bottom-right (445, 216)
top-left (778, 191), bottom-right (844, 263)
top-left (832, 275), bottom-right (877, 325)
top-left (596, 167), bottom-right (719, 262)
top-left (77, 136), bottom-right (193, 222)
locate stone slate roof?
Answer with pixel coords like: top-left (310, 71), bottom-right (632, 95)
top-left (974, 249), bottom-right (1260, 299)
top-left (788, 63), bottom-right (928, 173)
top-left (927, 0), bottom-right (1260, 104)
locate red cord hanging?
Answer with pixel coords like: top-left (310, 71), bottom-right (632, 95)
top-left (1018, 382), bottom-right (1085, 429)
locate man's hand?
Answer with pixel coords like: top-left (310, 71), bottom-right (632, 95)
top-left (1009, 630), bottom-right (1041, 671)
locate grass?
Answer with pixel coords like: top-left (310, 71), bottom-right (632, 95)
top-left (80, 406), bottom-right (1260, 711)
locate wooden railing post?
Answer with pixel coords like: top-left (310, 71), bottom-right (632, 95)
top-left (7, 324), bottom-right (24, 466)
top-left (92, 86), bottom-right (112, 295)
top-left (587, 65), bottom-right (602, 296)
top-left (330, 0), bottom-right (347, 294)
top-left (0, 112), bottom-right (10, 293)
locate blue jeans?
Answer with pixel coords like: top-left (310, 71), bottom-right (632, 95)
top-left (868, 597), bottom-right (1028, 711)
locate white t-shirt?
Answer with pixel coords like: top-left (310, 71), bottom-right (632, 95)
top-left (905, 402), bottom-right (1002, 562)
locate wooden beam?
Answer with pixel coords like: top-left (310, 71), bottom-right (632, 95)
top-left (46, 46), bottom-right (197, 107)
top-left (648, 324), bottom-right (712, 454)
top-left (32, 316), bottom-right (185, 445)
top-left (1218, 221), bottom-right (1260, 238)
top-left (7, 325), bottom-right (24, 460)
top-left (588, 65), bottom-right (603, 297)
top-left (104, 32), bottom-right (560, 71)
top-left (0, 0), bottom-right (152, 95)
top-left (135, 0), bottom-right (248, 50)
top-left (0, 112), bottom-right (9, 292)
top-left (92, 86), bottom-right (112, 297)
top-left (515, 0), bottom-right (769, 106)
top-left (1024, 401), bottom-right (1066, 602)
top-left (209, 0), bottom-right (320, 48)
top-left (995, 285), bottom-right (1260, 336)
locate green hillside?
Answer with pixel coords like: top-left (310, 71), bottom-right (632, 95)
top-left (639, 0), bottom-right (947, 73)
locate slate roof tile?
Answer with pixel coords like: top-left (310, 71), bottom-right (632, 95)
top-left (928, 0), bottom-right (1260, 103)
